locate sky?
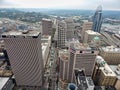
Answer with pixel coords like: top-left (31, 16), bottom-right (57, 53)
top-left (0, 0), bottom-right (120, 10)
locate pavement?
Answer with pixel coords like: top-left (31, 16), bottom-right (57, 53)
top-left (43, 43), bottom-right (59, 90)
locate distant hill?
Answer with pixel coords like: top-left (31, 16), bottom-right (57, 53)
top-left (0, 8), bottom-right (120, 20)
top-left (0, 8), bottom-right (49, 23)
top-left (17, 8), bottom-right (120, 19)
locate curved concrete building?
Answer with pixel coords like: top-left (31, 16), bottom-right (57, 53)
top-left (2, 30), bottom-right (44, 89)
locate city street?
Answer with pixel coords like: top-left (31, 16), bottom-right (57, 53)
top-left (49, 43), bottom-right (58, 90)
top-left (43, 43), bottom-right (59, 90)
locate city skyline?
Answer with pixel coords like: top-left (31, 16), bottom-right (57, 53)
top-left (0, 0), bottom-right (120, 11)
top-left (0, 3), bottom-right (120, 89)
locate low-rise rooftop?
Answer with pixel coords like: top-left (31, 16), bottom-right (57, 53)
top-left (59, 49), bottom-right (69, 61)
top-left (95, 56), bottom-right (116, 77)
top-left (101, 64), bottom-right (116, 77)
top-left (70, 43), bottom-right (91, 50)
top-left (41, 35), bottom-right (51, 39)
top-left (95, 56), bottom-right (107, 67)
top-left (101, 46), bottom-right (120, 52)
top-left (86, 30), bottom-right (101, 35)
top-left (0, 77), bottom-right (10, 90)
top-left (110, 65), bottom-right (120, 79)
top-left (42, 43), bottom-right (48, 55)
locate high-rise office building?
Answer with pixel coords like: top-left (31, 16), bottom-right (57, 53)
top-left (81, 21), bottom-right (93, 42)
top-left (59, 49), bottom-right (69, 90)
top-left (42, 18), bottom-right (53, 35)
top-left (57, 20), bottom-right (66, 48)
top-left (68, 43), bottom-right (97, 82)
top-left (92, 5), bottom-right (102, 33)
top-left (65, 18), bottom-right (75, 40)
top-left (2, 30), bottom-right (44, 89)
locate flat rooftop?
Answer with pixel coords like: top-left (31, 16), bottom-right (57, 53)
top-left (59, 49), bottom-right (69, 61)
top-left (86, 30), bottom-right (101, 35)
top-left (82, 20), bottom-right (89, 22)
top-left (101, 46), bottom-right (120, 52)
top-left (0, 77), bottom-right (9, 90)
top-left (42, 43), bottom-right (48, 55)
top-left (95, 56), bottom-right (107, 67)
top-left (42, 18), bottom-right (52, 22)
top-left (70, 43), bottom-right (91, 50)
top-left (110, 65), bottom-right (120, 79)
top-left (95, 57), bottom-right (116, 77)
top-left (101, 64), bottom-right (116, 77)
top-left (41, 35), bottom-right (51, 40)
top-left (2, 30), bottom-right (40, 38)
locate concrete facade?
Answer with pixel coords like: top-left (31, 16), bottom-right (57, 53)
top-left (42, 19), bottom-right (53, 35)
top-left (2, 30), bottom-right (44, 88)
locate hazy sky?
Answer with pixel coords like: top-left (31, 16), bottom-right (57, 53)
top-left (0, 0), bottom-right (120, 10)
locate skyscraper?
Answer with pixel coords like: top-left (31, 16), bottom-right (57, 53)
top-left (2, 30), bottom-right (44, 89)
top-left (68, 43), bottom-right (97, 82)
top-left (42, 18), bottom-right (53, 35)
top-left (65, 18), bottom-right (75, 40)
top-left (57, 20), bottom-right (66, 48)
top-left (81, 21), bottom-right (93, 42)
top-left (92, 5), bottom-right (102, 33)
top-left (59, 49), bottom-right (69, 90)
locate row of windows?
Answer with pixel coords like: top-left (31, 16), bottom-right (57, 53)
top-left (5, 38), bottom-right (43, 86)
